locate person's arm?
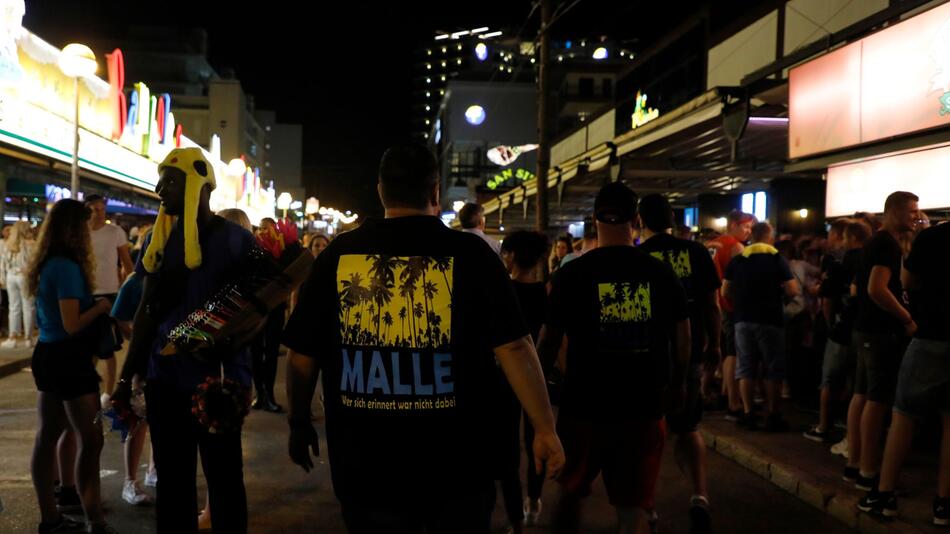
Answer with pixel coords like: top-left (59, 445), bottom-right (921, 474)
top-left (117, 244), bottom-right (134, 282)
top-left (535, 323), bottom-right (563, 375)
top-left (286, 349), bottom-right (321, 472)
top-left (868, 266), bottom-right (914, 330)
top-left (58, 298), bottom-right (111, 335)
top-left (495, 335), bottom-right (565, 477)
top-left (822, 298), bottom-right (834, 324)
top-left (783, 278), bottom-right (802, 298)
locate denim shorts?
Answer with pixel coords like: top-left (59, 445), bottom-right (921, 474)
top-left (853, 331), bottom-right (904, 404)
top-left (735, 322), bottom-right (785, 381)
top-left (894, 338), bottom-right (950, 420)
top-left (820, 339), bottom-right (854, 390)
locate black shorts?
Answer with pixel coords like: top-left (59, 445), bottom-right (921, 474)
top-left (557, 414), bottom-right (666, 508)
top-left (721, 311), bottom-right (737, 357)
top-left (667, 364), bottom-right (703, 434)
top-left (92, 294), bottom-right (120, 360)
top-left (31, 338), bottom-right (100, 401)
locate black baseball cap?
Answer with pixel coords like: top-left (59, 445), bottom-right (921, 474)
top-left (594, 182), bottom-right (638, 224)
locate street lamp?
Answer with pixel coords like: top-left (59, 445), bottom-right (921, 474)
top-left (277, 192), bottom-right (293, 219)
top-left (227, 158), bottom-right (247, 177)
top-left (58, 44), bottom-right (97, 197)
top-left (305, 197), bottom-right (320, 215)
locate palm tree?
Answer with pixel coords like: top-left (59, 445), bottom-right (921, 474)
top-left (433, 256), bottom-right (453, 300)
top-left (413, 302), bottom-right (425, 346)
top-left (340, 272), bottom-right (367, 340)
top-left (398, 277), bottom-right (418, 347)
top-left (422, 280), bottom-right (439, 345)
top-left (399, 306), bottom-right (408, 342)
top-left (383, 311), bottom-right (394, 343)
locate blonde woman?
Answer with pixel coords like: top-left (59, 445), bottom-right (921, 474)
top-left (2, 220), bottom-right (36, 348)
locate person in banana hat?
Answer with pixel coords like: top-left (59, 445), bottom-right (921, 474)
top-left (116, 147), bottom-right (258, 534)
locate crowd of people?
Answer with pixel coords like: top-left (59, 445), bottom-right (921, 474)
top-left (18, 142), bottom-right (950, 534)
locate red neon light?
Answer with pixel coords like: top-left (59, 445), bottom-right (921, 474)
top-left (156, 96), bottom-right (166, 143)
top-left (175, 124), bottom-right (183, 148)
top-left (105, 49), bottom-right (126, 141)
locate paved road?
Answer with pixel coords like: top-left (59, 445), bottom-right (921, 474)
top-left (0, 360), bottom-right (852, 533)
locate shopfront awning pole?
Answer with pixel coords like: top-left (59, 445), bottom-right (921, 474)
top-left (70, 76), bottom-right (80, 197)
top-left (535, 0), bottom-right (551, 232)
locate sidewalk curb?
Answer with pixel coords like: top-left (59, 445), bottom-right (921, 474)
top-left (700, 427), bottom-right (931, 533)
top-left (0, 357), bottom-right (29, 379)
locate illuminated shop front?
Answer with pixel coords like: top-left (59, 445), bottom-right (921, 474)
top-left (788, 1), bottom-right (950, 218)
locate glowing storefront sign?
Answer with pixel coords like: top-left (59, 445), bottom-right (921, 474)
top-left (630, 91), bottom-right (659, 130)
top-left (825, 143), bottom-right (950, 217)
top-left (790, 1), bottom-right (950, 158)
top-left (487, 167), bottom-right (535, 190)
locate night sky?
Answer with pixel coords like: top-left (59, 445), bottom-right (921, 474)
top-left (24, 1), bottom-right (760, 217)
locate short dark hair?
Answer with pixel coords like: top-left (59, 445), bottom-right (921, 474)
top-left (458, 203), bottom-right (484, 229)
top-left (84, 194), bottom-right (105, 206)
top-left (637, 194), bottom-right (675, 232)
top-left (378, 144), bottom-right (439, 209)
top-left (500, 231), bottom-right (549, 271)
top-left (845, 221), bottom-right (871, 244)
top-left (884, 191), bottom-right (919, 214)
top-left (751, 221), bottom-right (773, 243)
top-left (728, 210), bottom-right (756, 226)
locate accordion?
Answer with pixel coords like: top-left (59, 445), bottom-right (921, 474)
top-left (160, 244), bottom-right (313, 357)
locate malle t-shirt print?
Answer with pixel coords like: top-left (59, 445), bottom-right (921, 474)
top-left (336, 254), bottom-right (457, 412)
top-left (282, 216), bottom-right (528, 503)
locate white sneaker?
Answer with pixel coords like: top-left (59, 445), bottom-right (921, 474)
top-left (831, 437), bottom-right (849, 459)
top-left (0, 338), bottom-right (17, 349)
top-left (144, 471), bottom-right (157, 488)
top-left (100, 393), bottom-right (112, 412)
top-left (122, 479), bottom-right (152, 505)
top-left (524, 497), bottom-right (542, 526)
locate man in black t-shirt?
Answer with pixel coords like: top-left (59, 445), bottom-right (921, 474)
top-left (637, 194), bottom-right (720, 533)
top-left (282, 145), bottom-right (563, 533)
top-left (845, 191), bottom-right (918, 493)
top-left (537, 183), bottom-right (690, 534)
top-left (722, 222), bottom-right (800, 432)
top-left (859, 221), bottom-right (950, 525)
top-left (805, 221), bottom-right (870, 443)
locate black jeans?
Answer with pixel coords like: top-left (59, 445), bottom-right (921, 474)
top-left (340, 486), bottom-right (493, 534)
top-left (251, 304), bottom-right (285, 397)
top-left (146, 380), bottom-right (247, 534)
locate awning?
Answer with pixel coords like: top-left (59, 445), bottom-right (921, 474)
top-left (473, 87), bottom-right (815, 233)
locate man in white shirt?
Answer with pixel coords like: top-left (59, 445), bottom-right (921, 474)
top-left (458, 202), bottom-right (502, 256)
top-left (85, 194), bottom-right (134, 402)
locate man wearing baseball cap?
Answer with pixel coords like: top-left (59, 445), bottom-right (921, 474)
top-left (538, 182), bottom-right (690, 534)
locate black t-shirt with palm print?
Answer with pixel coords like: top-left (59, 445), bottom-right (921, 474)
top-left (546, 245), bottom-right (688, 422)
top-left (283, 215), bottom-right (528, 505)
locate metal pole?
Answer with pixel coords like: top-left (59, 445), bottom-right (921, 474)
top-left (70, 76), bottom-right (80, 197)
top-left (535, 0), bottom-right (551, 232)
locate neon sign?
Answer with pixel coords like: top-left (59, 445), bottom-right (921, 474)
top-left (630, 91), bottom-right (659, 130)
top-left (487, 167), bottom-right (535, 190)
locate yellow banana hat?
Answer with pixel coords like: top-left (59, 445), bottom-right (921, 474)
top-left (143, 147), bottom-right (217, 273)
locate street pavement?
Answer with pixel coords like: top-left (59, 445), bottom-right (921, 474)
top-left (0, 357), bottom-right (852, 534)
